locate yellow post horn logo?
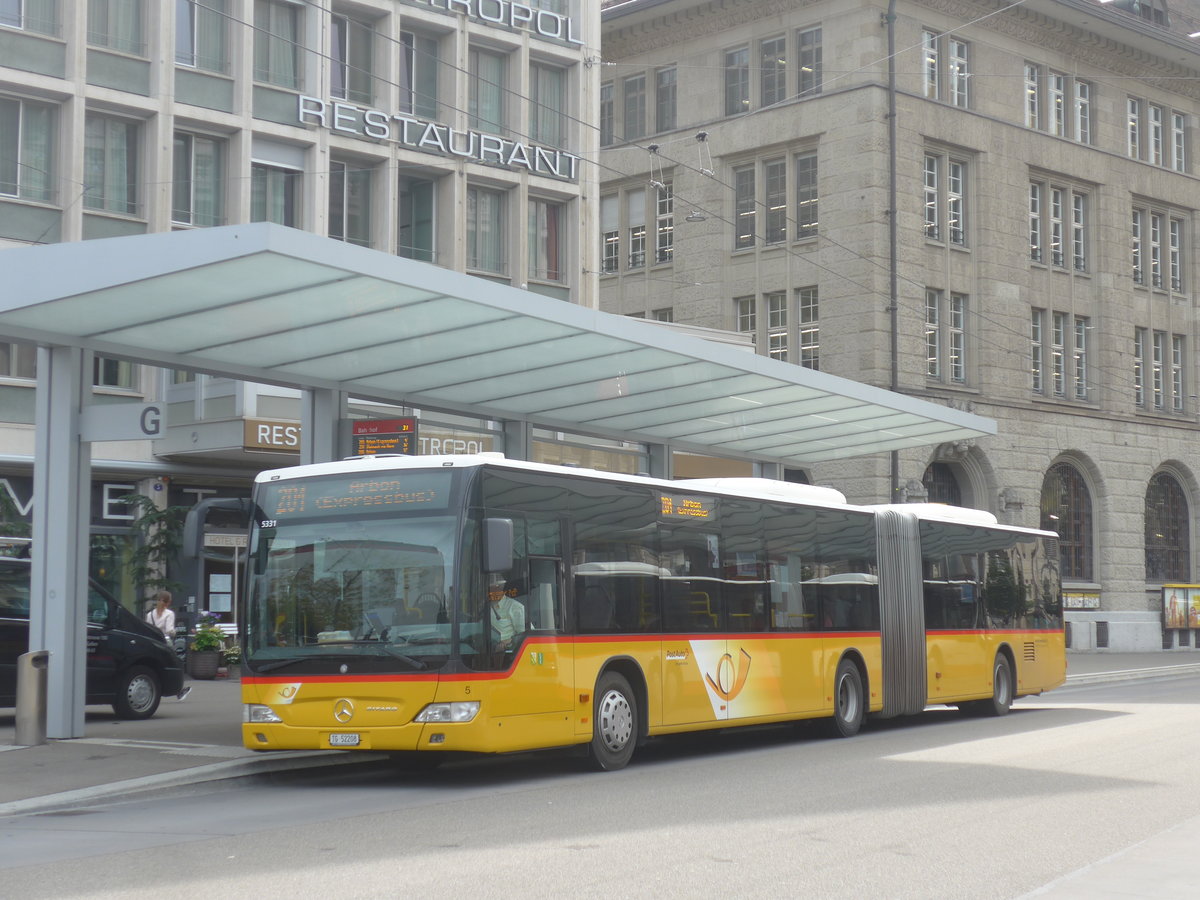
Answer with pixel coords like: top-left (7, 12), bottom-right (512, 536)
top-left (705, 648), bottom-right (752, 701)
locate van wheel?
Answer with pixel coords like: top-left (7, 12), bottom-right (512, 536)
top-left (588, 672), bottom-right (638, 771)
top-left (830, 659), bottom-right (865, 737)
top-left (114, 666), bottom-right (162, 719)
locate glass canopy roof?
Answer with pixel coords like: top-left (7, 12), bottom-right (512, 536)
top-left (0, 224), bottom-right (995, 465)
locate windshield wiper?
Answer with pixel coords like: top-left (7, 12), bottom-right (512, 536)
top-left (315, 640), bottom-right (427, 669)
top-left (253, 643), bottom-right (427, 672)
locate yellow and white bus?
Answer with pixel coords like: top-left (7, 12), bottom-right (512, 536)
top-left (227, 454), bottom-right (1064, 770)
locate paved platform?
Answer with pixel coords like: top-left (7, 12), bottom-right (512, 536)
top-left (1, 650), bottom-right (1199, 820)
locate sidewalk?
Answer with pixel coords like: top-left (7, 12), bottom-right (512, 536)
top-left (2, 650), bottom-right (1200, 818)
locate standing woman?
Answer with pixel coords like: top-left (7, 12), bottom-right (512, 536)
top-left (146, 590), bottom-right (176, 642)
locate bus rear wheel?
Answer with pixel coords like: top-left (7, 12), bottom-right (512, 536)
top-left (983, 655), bottom-right (1013, 717)
top-left (830, 659), bottom-right (864, 738)
top-left (588, 672), bottom-right (638, 771)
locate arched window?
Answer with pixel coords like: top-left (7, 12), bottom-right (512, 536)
top-left (1145, 472), bottom-right (1189, 582)
top-left (1041, 462), bottom-right (1093, 581)
top-left (922, 462), bottom-right (961, 506)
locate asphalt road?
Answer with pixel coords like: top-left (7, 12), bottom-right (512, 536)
top-left (2, 674), bottom-right (1198, 899)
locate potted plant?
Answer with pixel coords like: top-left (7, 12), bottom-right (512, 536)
top-left (189, 612), bottom-right (225, 679)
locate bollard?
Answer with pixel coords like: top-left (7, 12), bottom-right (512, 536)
top-left (14, 649), bottom-right (49, 746)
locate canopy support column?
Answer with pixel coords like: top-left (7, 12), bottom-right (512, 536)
top-left (30, 345), bottom-right (91, 739)
top-left (300, 389), bottom-right (345, 464)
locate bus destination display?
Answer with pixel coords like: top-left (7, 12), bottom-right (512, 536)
top-left (262, 472), bottom-right (453, 519)
top-left (660, 494), bottom-right (715, 521)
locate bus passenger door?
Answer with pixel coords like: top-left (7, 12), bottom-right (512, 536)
top-left (503, 557), bottom-right (573, 714)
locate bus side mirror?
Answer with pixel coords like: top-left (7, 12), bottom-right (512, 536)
top-left (483, 517), bottom-right (514, 573)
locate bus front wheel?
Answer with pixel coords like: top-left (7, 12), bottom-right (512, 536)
top-left (830, 659), bottom-right (865, 738)
top-left (588, 672), bottom-right (638, 771)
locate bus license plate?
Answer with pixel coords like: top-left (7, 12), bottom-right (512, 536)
top-left (329, 733), bottom-right (360, 747)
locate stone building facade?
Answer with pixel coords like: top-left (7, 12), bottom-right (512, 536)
top-left (599, 0), bottom-right (1200, 649)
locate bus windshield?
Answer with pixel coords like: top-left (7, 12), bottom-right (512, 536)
top-left (245, 471), bottom-right (463, 674)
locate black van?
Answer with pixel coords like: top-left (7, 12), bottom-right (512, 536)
top-left (0, 556), bottom-right (186, 719)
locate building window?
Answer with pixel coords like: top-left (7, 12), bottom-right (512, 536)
top-left (1146, 472), bottom-right (1190, 583)
top-left (171, 133), bottom-right (223, 227)
top-left (1073, 316), bottom-right (1089, 400)
top-left (83, 114), bottom-right (138, 215)
top-left (1171, 112), bottom-right (1186, 172)
top-left (93, 356), bottom-right (137, 390)
top-left (627, 187), bottom-right (646, 268)
top-left (528, 198), bottom-right (563, 283)
top-left (1128, 97), bottom-right (1141, 158)
top-left (655, 67), bottom-right (676, 133)
top-left (88, 0), bottom-right (143, 55)
top-left (1024, 63), bottom-right (1042, 128)
top-left (1030, 179), bottom-right (1087, 271)
top-left (733, 165), bottom-right (755, 249)
top-left (1133, 204), bottom-right (1185, 293)
top-left (797, 26), bottom-right (821, 97)
top-left (254, 0), bottom-right (301, 89)
top-left (925, 289), bottom-right (966, 383)
top-left (175, 0), bottom-right (226, 72)
top-left (0, 96), bottom-right (54, 203)
top-left (763, 158), bottom-right (786, 244)
top-left (1041, 462), bottom-right (1093, 582)
top-left (398, 176), bottom-right (435, 262)
top-left (924, 31), bottom-right (969, 106)
top-left (622, 73), bottom-right (645, 140)
top-left (924, 151), bottom-right (967, 246)
top-left (795, 151), bottom-right (817, 239)
top-left (400, 31), bottom-right (439, 119)
top-left (328, 160), bottom-right (371, 248)
top-left (331, 13), bottom-right (373, 105)
top-left (470, 47), bottom-right (506, 133)
top-left (250, 162), bottom-right (299, 227)
top-left (1025, 64), bottom-right (1091, 143)
top-left (766, 291), bottom-right (787, 361)
top-left (1134, 328), bottom-right (1146, 407)
top-left (1172, 334), bottom-right (1185, 412)
top-left (1051, 311), bottom-right (1066, 397)
top-left (1031, 309), bottom-right (1044, 393)
top-left (599, 82), bottom-right (613, 146)
top-left (530, 63), bottom-right (566, 146)
top-left (798, 286), bottom-right (818, 370)
top-left (655, 181), bottom-right (673, 263)
top-left (1153, 330), bottom-right (1166, 409)
top-left (653, 308), bottom-right (673, 322)
top-left (1071, 193), bottom-right (1087, 271)
top-left (923, 462), bottom-right (962, 506)
top-left (600, 193), bottom-right (618, 273)
top-left (467, 185), bottom-right (506, 274)
top-left (1029, 183), bottom-right (1043, 262)
top-left (760, 35), bottom-right (786, 108)
top-left (734, 296), bottom-right (755, 337)
top-left (724, 46), bottom-right (749, 115)
top-left (1150, 104), bottom-right (1164, 166)
top-left (0, 341), bottom-right (35, 379)
top-left (1, 0), bottom-right (56, 34)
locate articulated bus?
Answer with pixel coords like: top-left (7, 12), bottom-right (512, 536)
top-left (222, 453), bottom-right (1064, 771)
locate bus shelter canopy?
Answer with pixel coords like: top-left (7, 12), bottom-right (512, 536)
top-left (0, 223), bottom-right (994, 465)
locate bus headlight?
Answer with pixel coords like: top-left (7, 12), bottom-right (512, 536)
top-left (244, 704), bottom-right (283, 724)
top-left (414, 701), bottom-right (480, 723)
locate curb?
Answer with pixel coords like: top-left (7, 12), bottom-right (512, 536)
top-left (1064, 663), bottom-right (1200, 687)
top-left (0, 749), bottom-right (387, 819)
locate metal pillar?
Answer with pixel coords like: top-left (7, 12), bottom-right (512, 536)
top-left (30, 345), bottom-right (90, 739)
top-left (300, 388), bottom-right (345, 464)
top-left (647, 443), bottom-right (672, 480)
top-left (502, 420), bottom-right (530, 460)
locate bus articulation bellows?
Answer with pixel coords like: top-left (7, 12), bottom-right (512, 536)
top-left (199, 454), bottom-right (1064, 771)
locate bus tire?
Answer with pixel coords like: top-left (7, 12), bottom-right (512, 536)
top-left (588, 672), bottom-right (638, 771)
top-left (830, 659), bottom-right (865, 738)
top-left (983, 654), bottom-right (1014, 717)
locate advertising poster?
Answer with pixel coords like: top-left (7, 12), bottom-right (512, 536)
top-left (1162, 585), bottom-right (1199, 628)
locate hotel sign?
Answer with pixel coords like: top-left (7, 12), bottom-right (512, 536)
top-left (298, 97), bottom-right (580, 182)
top-left (414, 0), bottom-right (583, 46)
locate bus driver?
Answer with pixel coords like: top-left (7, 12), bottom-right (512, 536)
top-left (487, 576), bottom-right (525, 652)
